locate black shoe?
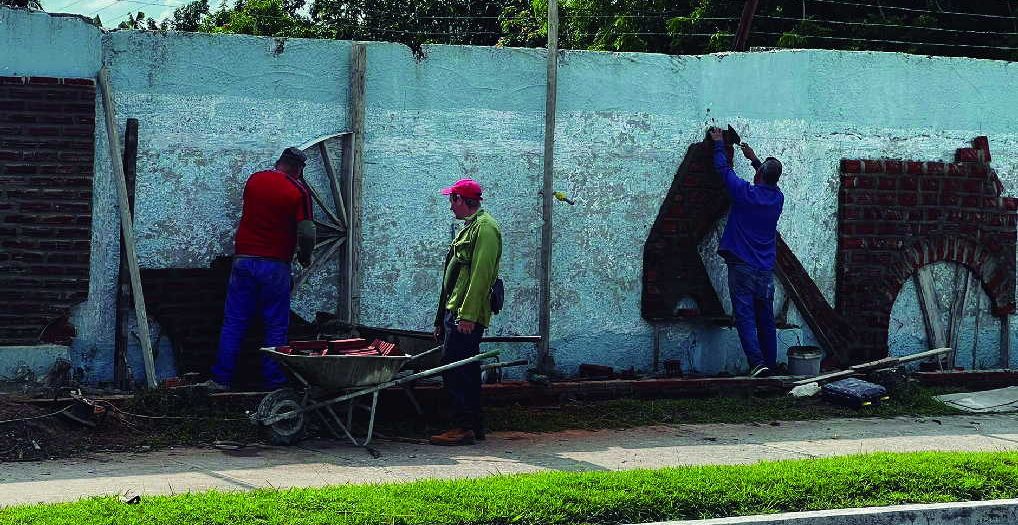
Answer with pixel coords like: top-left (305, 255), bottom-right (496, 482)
top-left (749, 365), bottom-right (771, 378)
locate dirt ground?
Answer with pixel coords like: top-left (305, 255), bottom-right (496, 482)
top-left (0, 391), bottom-right (261, 462)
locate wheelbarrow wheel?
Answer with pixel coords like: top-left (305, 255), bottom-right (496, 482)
top-left (256, 388), bottom-right (306, 445)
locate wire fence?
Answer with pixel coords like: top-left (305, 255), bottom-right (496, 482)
top-left (91, 0), bottom-right (1018, 61)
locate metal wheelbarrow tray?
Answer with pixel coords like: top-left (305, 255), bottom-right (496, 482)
top-left (251, 347), bottom-right (498, 448)
top-left (267, 352), bottom-right (411, 390)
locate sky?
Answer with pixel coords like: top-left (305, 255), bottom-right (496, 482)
top-left (42, 0), bottom-right (185, 28)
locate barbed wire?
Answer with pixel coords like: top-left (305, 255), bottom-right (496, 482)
top-left (753, 31), bottom-right (1018, 51)
top-left (805, 0), bottom-right (1018, 21)
top-left (756, 14), bottom-right (1018, 37)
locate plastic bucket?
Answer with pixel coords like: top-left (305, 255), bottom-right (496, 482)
top-left (787, 346), bottom-right (823, 377)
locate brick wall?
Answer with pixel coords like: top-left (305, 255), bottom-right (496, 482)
top-left (837, 137), bottom-right (1017, 361)
top-left (0, 76), bottom-right (96, 345)
top-left (141, 257), bottom-right (316, 387)
top-left (642, 137), bottom-right (734, 321)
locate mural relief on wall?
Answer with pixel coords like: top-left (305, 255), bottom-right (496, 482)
top-left (643, 134), bottom-right (1017, 365)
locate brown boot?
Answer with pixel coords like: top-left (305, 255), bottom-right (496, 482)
top-left (429, 427), bottom-right (476, 446)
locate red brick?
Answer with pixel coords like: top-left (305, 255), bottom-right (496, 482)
top-left (973, 136), bottom-right (991, 162)
top-left (63, 78), bottom-right (95, 86)
top-left (906, 162), bottom-right (923, 174)
top-left (900, 176), bottom-right (918, 191)
top-left (969, 164), bottom-right (988, 178)
top-left (864, 160), bottom-right (883, 173)
top-left (841, 238), bottom-right (865, 249)
top-left (926, 162), bottom-right (945, 174)
top-left (883, 160), bottom-right (903, 173)
top-left (27, 77), bottom-right (60, 85)
top-left (841, 159), bottom-right (862, 173)
top-left (1005, 198), bottom-right (1018, 211)
top-left (955, 148), bottom-right (980, 162)
top-left (898, 194), bottom-right (918, 207)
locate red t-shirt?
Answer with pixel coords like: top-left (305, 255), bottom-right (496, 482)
top-left (234, 169), bottom-right (313, 261)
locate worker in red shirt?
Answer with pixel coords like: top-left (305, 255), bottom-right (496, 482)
top-left (203, 147), bottom-right (316, 391)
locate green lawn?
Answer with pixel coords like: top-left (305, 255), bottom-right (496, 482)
top-left (5, 451), bottom-right (1018, 525)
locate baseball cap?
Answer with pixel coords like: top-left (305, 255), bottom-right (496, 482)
top-left (440, 178), bottom-right (483, 200)
top-left (278, 147), bottom-right (308, 167)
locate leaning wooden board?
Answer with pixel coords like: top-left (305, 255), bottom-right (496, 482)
top-left (791, 347), bottom-right (953, 386)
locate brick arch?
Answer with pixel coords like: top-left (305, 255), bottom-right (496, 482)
top-left (859, 237), bottom-right (1006, 355)
top-left (835, 137), bottom-right (1017, 361)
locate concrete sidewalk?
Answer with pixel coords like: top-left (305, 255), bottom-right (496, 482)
top-left (1, 414), bottom-right (1017, 506)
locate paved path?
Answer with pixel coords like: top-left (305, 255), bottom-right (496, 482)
top-left (2, 414), bottom-right (1017, 506)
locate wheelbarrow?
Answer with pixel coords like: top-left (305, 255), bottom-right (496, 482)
top-left (251, 346), bottom-right (499, 447)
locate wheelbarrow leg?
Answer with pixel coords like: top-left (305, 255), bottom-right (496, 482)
top-left (325, 404), bottom-right (361, 446)
top-left (363, 391), bottom-right (380, 446)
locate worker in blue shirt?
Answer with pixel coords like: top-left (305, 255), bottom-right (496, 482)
top-left (709, 127), bottom-right (784, 378)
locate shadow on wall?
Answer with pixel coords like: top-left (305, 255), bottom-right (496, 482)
top-left (642, 134), bottom-right (1017, 366)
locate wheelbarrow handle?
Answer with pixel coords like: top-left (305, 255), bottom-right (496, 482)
top-left (403, 345), bottom-right (443, 366)
top-left (259, 350), bottom-right (502, 427)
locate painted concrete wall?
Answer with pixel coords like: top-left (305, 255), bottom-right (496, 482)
top-left (3, 7), bottom-right (1017, 382)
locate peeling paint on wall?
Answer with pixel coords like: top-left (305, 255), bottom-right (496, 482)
top-left (4, 6), bottom-right (1018, 380)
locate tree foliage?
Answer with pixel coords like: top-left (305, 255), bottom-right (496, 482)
top-left (109, 0), bottom-right (1018, 62)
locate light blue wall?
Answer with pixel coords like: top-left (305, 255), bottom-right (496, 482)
top-left (2, 6), bottom-right (1017, 381)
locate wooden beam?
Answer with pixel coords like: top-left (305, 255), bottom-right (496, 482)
top-left (114, 117), bottom-right (139, 390)
top-left (914, 268), bottom-right (947, 350)
top-left (732, 0), bottom-right (761, 52)
top-left (537, 0), bottom-right (558, 373)
top-left (347, 43), bottom-right (366, 324)
top-left (98, 67), bottom-right (158, 389)
top-left (293, 237), bottom-right (346, 297)
top-left (319, 141), bottom-right (347, 227)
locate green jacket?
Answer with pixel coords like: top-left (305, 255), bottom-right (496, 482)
top-left (435, 209), bottom-right (502, 328)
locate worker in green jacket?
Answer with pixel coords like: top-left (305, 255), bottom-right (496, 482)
top-left (431, 178), bottom-right (502, 446)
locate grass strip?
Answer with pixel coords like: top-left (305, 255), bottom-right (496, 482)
top-left (484, 385), bottom-right (961, 433)
top-left (5, 451), bottom-right (1018, 525)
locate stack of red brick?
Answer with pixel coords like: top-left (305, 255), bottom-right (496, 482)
top-left (273, 338), bottom-right (400, 357)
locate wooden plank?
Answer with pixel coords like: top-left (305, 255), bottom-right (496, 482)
top-left (98, 67), bottom-right (158, 389)
top-left (537, 0), bottom-right (558, 373)
top-left (339, 133), bottom-right (354, 323)
top-left (348, 43), bottom-right (366, 324)
top-left (305, 181), bottom-right (345, 230)
top-left (318, 141), bottom-right (347, 228)
top-left (114, 118), bottom-right (139, 389)
top-left (292, 237), bottom-right (345, 297)
top-left (914, 268), bottom-right (947, 350)
top-left (792, 347), bottom-right (953, 386)
top-left (319, 140), bottom-right (347, 320)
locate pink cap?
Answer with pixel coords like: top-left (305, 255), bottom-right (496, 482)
top-left (440, 178), bottom-right (483, 200)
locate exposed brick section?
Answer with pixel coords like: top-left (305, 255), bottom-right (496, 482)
top-left (0, 76), bottom-right (95, 345)
top-left (141, 258), bottom-right (315, 388)
top-left (836, 137), bottom-right (1016, 362)
top-left (642, 135), bottom-right (735, 321)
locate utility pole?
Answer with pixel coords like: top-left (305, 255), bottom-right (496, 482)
top-left (538, 0), bottom-right (558, 373)
top-left (732, 0), bottom-right (760, 52)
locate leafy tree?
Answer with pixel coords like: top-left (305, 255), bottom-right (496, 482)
top-left (118, 11), bottom-right (167, 30)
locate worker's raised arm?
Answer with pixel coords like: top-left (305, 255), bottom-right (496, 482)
top-left (710, 129), bottom-right (749, 198)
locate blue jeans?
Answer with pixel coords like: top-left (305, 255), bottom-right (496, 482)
top-left (211, 257), bottom-right (290, 389)
top-left (441, 312), bottom-right (484, 430)
top-left (727, 262), bottom-right (777, 370)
